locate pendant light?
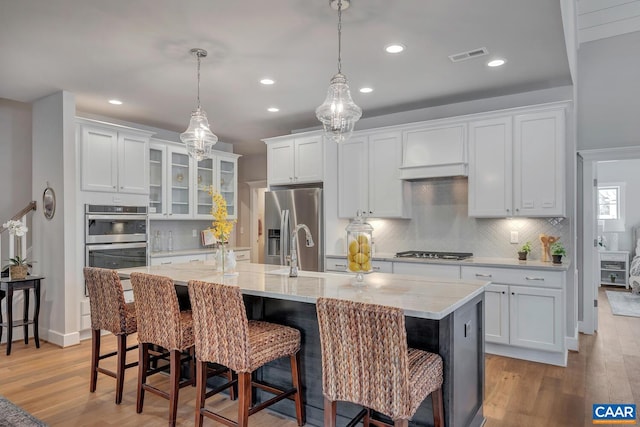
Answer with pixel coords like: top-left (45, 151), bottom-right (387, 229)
top-left (316, 0), bottom-right (362, 143)
top-left (180, 48), bottom-right (217, 161)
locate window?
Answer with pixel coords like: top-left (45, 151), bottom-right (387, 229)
top-left (598, 182), bottom-right (625, 232)
top-left (598, 186), bottom-right (619, 220)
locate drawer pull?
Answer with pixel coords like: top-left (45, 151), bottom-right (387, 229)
top-left (525, 276), bottom-right (544, 281)
top-left (334, 264), bottom-right (347, 268)
top-left (161, 261), bottom-right (172, 265)
top-left (475, 273), bottom-right (492, 278)
top-left (372, 266), bottom-right (380, 271)
top-left (190, 259), bottom-right (200, 262)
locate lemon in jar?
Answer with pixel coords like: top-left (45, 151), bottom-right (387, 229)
top-left (359, 242), bottom-right (371, 255)
top-left (356, 234), bottom-right (369, 245)
top-left (348, 240), bottom-right (359, 255)
top-left (348, 253), bottom-right (355, 262)
top-left (353, 252), bottom-right (369, 264)
top-left (361, 261), bottom-right (372, 271)
top-left (349, 262), bottom-right (361, 272)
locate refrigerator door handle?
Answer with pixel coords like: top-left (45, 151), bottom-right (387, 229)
top-left (283, 209), bottom-right (290, 266)
top-left (279, 210), bottom-right (285, 265)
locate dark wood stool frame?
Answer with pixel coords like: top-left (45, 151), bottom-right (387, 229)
top-left (0, 276), bottom-right (42, 356)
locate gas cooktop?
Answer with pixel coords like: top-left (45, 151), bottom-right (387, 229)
top-left (395, 251), bottom-right (473, 260)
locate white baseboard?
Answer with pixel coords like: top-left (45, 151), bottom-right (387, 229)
top-left (578, 320), bottom-right (595, 335)
top-left (45, 329), bottom-right (81, 347)
top-left (566, 327), bottom-right (579, 351)
top-left (486, 343), bottom-right (568, 366)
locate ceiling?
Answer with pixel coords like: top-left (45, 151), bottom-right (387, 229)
top-left (0, 0), bottom-right (571, 156)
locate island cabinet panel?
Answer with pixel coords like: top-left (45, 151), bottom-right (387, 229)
top-left (242, 293), bottom-right (485, 427)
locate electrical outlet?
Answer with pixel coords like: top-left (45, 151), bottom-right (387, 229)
top-left (192, 229), bottom-right (198, 238)
top-left (240, 226), bottom-right (244, 234)
top-left (510, 231), bottom-right (519, 244)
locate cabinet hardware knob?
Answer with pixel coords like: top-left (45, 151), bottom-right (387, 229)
top-left (511, 292), bottom-right (515, 295)
top-left (501, 291), bottom-right (506, 294)
top-left (113, 185), bottom-right (117, 189)
top-left (506, 208), bottom-right (510, 212)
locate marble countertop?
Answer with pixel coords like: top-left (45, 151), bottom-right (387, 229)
top-left (150, 247), bottom-right (251, 258)
top-left (326, 253), bottom-right (570, 271)
top-left (117, 262), bottom-right (489, 320)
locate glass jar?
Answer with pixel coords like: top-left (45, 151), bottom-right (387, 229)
top-left (345, 212), bottom-right (374, 285)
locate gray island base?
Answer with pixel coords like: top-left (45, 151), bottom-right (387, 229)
top-left (117, 263), bottom-right (487, 427)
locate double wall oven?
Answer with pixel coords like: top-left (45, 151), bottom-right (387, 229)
top-left (85, 205), bottom-right (148, 293)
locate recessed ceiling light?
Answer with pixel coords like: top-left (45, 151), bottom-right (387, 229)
top-left (385, 44), bottom-right (405, 54)
top-left (359, 87), bottom-right (373, 93)
top-left (267, 107), bottom-right (280, 112)
top-left (108, 99), bottom-right (123, 105)
top-left (260, 78), bottom-right (275, 85)
top-left (487, 59), bottom-right (506, 67)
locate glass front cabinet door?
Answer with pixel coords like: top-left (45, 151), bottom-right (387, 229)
top-left (217, 153), bottom-right (239, 220)
top-left (149, 143), bottom-right (166, 218)
top-left (194, 157), bottom-right (215, 219)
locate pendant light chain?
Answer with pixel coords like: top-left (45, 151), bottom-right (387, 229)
top-left (196, 51), bottom-right (202, 110)
top-left (337, 0), bottom-right (342, 74)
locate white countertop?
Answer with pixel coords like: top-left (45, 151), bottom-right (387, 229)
top-left (150, 247), bottom-right (251, 258)
top-left (326, 253), bottom-right (570, 271)
top-left (118, 262), bottom-right (489, 320)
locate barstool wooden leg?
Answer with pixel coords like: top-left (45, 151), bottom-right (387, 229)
top-left (195, 360), bottom-right (207, 427)
top-left (432, 387), bottom-right (444, 427)
top-left (237, 372), bottom-right (251, 427)
top-left (393, 420), bottom-right (408, 427)
top-left (115, 334), bottom-right (127, 404)
top-left (324, 397), bottom-right (337, 427)
top-left (364, 409), bottom-right (370, 426)
top-left (290, 352), bottom-right (305, 426)
top-left (137, 343), bottom-right (149, 413)
top-left (90, 329), bottom-right (100, 393)
top-left (168, 349), bottom-right (181, 427)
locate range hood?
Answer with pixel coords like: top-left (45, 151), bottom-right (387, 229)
top-left (400, 123), bottom-right (468, 180)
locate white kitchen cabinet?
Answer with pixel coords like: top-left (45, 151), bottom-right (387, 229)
top-left (468, 105), bottom-right (566, 218)
top-left (79, 119), bottom-right (153, 194)
top-left (461, 265), bottom-right (565, 362)
top-left (150, 253), bottom-right (206, 266)
top-left (150, 139), bottom-right (239, 220)
top-left (264, 132), bottom-right (324, 186)
top-left (393, 261), bottom-right (460, 279)
top-left (338, 130), bottom-right (410, 219)
top-left (149, 141), bottom-right (193, 218)
top-left (468, 117), bottom-right (513, 217)
top-left (325, 256), bottom-right (393, 274)
top-left (513, 108), bottom-right (566, 217)
top-left (193, 152), bottom-right (240, 220)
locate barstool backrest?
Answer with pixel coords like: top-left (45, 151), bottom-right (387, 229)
top-left (130, 272), bottom-right (183, 350)
top-left (316, 297), bottom-right (412, 420)
top-left (83, 267), bottom-right (131, 335)
top-left (188, 280), bottom-right (251, 372)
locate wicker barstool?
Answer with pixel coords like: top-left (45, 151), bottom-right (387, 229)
top-left (316, 298), bottom-right (445, 427)
top-left (188, 280), bottom-right (305, 427)
top-left (130, 272), bottom-right (197, 427)
top-left (83, 267), bottom-right (138, 404)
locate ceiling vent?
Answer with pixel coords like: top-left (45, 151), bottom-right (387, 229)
top-left (448, 47), bottom-right (489, 63)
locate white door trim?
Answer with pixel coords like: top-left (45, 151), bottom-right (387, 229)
top-left (579, 146), bottom-right (640, 334)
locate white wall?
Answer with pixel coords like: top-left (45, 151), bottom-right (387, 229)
top-left (0, 98), bottom-right (32, 250)
top-left (32, 91), bottom-right (80, 347)
top-left (578, 31), bottom-right (640, 150)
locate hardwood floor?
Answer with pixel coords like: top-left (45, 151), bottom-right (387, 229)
top-left (1, 286), bottom-right (638, 426)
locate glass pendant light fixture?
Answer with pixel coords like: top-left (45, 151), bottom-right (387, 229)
top-left (316, 0), bottom-right (362, 143)
top-left (181, 48), bottom-right (217, 161)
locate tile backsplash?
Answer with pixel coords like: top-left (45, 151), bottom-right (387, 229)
top-left (365, 178), bottom-right (570, 260)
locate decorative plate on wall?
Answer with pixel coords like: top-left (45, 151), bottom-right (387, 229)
top-left (43, 184), bottom-right (55, 220)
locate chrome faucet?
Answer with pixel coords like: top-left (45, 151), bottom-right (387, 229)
top-left (289, 224), bottom-right (314, 277)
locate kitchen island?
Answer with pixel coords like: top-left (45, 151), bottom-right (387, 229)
top-left (118, 262), bottom-right (489, 427)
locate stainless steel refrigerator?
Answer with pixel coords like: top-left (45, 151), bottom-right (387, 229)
top-left (264, 188), bottom-right (323, 272)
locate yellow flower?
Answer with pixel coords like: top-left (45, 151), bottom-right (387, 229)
top-left (208, 186), bottom-right (236, 243)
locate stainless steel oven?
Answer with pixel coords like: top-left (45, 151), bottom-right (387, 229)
top-left (84, 205), bottom-right (148, 294)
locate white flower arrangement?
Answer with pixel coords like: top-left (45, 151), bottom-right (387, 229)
top-left (3, 219), bottom-right (28, 236)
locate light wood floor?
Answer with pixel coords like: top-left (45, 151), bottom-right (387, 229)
top-left (1, 286), bottom-right (638, 426)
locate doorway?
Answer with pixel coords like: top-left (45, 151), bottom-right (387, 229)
top-left (247, 181), bottom-right (267, 263)
top-left (579, 147), bottom-right (640, 334)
